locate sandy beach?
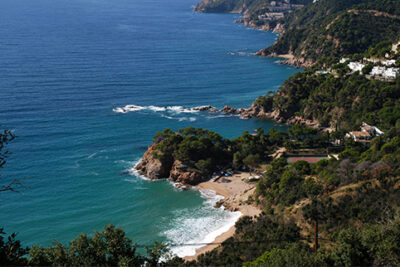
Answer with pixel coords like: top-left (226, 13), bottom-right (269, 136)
top-left (184, 172), bottom-right (262, 261)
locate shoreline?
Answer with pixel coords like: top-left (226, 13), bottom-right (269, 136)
top-left (184, 172), bottom-right (262, 261)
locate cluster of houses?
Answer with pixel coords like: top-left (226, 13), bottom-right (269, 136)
top-left (257, 1), bottom-right (303, 22)
top-left (346, 123), bottom-right (384, 143)
top-left (340, 57), bottom-right (400, 80)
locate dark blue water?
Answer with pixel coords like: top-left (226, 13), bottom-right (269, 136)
top-left (0, 0), bottom-right (298, 257)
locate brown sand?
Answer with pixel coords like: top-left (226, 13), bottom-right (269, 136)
top-left (184, 172), bottom-right (261, 261)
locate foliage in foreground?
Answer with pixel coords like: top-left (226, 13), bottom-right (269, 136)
top-left (0, 224), bottom-right (182, 267)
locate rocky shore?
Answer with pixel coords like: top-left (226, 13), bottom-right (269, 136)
top-left (135, 147), bottom-right (206, 185)
top-left (135, 102), bottom-right (320, 186)
top-left (234, 18), bottom-right (285, 33)
top-left (193, 103), bottom-right (321, 128)
top-left (254, 49), bottom-right (314, 68)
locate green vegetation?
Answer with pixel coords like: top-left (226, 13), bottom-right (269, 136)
top-left (1, 224), bottom-right (182, 266)
top-left (256, 69), bottom-right (400, 129)
top-left (187, 215), bottom-right (301, 266)
top-left (267, 0), bottom-right (400, 63)
top-left (2, 122), bottom-right (400, 266)
top-left (152, 121), bottom-right (400, 266)
top-left (0, 128), bottom-right (23, 193)
top-left (151, 127), bottom-right (288, 176)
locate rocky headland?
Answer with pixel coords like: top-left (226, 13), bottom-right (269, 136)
top-left (135, 145), bottom-right (206, 185)
top-left (135, 101), bottom-right (320, 186)
top-left (196, 103), bottom-right (321, 128)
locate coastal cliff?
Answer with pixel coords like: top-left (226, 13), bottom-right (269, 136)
top-left (135, 143), bottom-right (172, 179)
top-left (259, 1), bottom-right (400, 67)
top-left (218, 101), bottom-right (321, 129)
top-left (196, 0), bottom-right (400, 68)
top-left (135, 144), bottom-right (206, 185)
top-left (135, 128), bottom-right (233, 185)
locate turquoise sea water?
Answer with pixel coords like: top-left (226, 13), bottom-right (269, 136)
top-left (0, 0), bottom-right (298, 257)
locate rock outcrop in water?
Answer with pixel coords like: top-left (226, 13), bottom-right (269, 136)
top-left (135, 144), bottom-right (173, 179)
top-left (136, 145), bottom-right (204, 185)
top-left (135, 147), bottom-right (213, 186)
top-left (192, 105), bottom-right (218, 113)
top-left (135, 127), bottom-right (231, 185)
top-left (198, 101), bottom-right (321, 128)
top-left (238, 100), bottom-right (320, 128)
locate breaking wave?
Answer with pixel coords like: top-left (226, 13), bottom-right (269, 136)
top-left (113, 104), bottom-right (207, 114)
top-left (163, 188), bottom-right (242, 258)
top-left (228, 51), bottom-right (255, 56)
top-left (119, 159), bottom-right (152, 181)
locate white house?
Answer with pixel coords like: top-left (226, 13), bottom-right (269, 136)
top-left (383, 68), bottom-right (400, 79)
top-left (347, 131), bottom-right (372, 142)
top-left (382, 60), bottom-right (396, 67)
top-left (339, 58), bottom-right (349, 64)
top-left (348, 62), bottom-right (365, 72)
top-left (370, 66), bottom-right (385, 76)
top-left (361, 122), bottom-right (384, 136)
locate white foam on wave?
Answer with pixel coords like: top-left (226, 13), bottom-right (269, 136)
top-left (113, 104), bottom-right (203, 114)
top-left (163, 188), bottom-right (242, 258)
top-left (87, 152), bottom-right (97, 159)
top-left (160, 114), bottom-right (175, 120)
top-left (206, 114), bottom-right (240, 119)
top-left (178, 117), bottom-right (197, 122)
top-left (113, 105), bottom-right (146, 113)
top-left (228, 51), bottom-right (255, 56)
top-left (122, 159), bottom-right (152, 181)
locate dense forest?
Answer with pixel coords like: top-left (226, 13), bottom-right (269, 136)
top-left (265, 0), bottom-right (400, 63)
top-left (255, 66), bottom-right (400, 129)
top-left (196, 0), bottom-right (400, 65)
top-left (148, 125), bottom-right (336, 181)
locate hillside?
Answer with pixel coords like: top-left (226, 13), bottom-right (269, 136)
top-left (195, 0), bottom-right (400, 67)
top-left (260, 0), bottom-right (400, 66)
top-left (195, 0), bottom-right (313, 32)
top-left (246, 38), bottom-right (400, 131)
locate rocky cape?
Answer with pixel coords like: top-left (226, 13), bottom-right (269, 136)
top-left (135, 103), bottom-right (319, 185)
top-left (203, 104), bottom-right (320, 128)
top-left (255, 50), bottom-right (314, 68)
top-left (135, 144), bottom-right (206, 186)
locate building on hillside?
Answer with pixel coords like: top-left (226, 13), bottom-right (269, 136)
top-left (361, 122), bottom-right (384, 136)
top-left (370, 66), bottom-right (385, 76)
top-left (383, 68), bottom-right (400, 79)
top-left (370, 66), bottom-right (400, 79)
top-left (348, 62), bottom-right (365, 72)
top-left (339, 58), bottom-right (349, 64)
top-left (346, 123), bottom-right (384, 143)
top-left (347, 131), bottom-right (372, 142)
top-left (382, 60), bottom-right (396, 66)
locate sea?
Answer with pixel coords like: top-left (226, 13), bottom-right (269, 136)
top-left (0, 0), bottom-right (299, 257)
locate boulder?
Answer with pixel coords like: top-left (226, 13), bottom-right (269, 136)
top-left (135, 144), bottom-right (172, 180)
top-left (221, 105), bottom-right (239, 114)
